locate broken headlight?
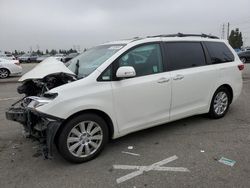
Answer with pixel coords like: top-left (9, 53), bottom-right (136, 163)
top-left (26, 93), bottom-right (58, 109)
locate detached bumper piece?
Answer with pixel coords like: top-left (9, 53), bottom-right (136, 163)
top-left (6, 102), bottom-right (63, 159)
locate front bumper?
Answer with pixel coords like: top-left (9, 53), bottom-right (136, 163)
top-left (6, 100), bottom-right (64, 159)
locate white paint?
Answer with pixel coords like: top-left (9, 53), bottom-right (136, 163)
top-left (122, 151), bottom-right (140, 156)
top-left (113, 155), bottom-right (189, 184)
top-left (33, 37), bottom-right (242, 141)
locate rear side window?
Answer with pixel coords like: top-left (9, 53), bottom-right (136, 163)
top-left (204, 42), bottom-right (234, 64)
top-left (164, 42), bottom-right (206, 71)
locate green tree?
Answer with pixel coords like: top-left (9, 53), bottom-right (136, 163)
top-left (50, 49), bottom-right (57, 55)
top-left (228, 28), bottom-right (243, 48)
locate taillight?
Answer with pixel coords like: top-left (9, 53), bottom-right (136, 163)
top-left (238, 64), bottom-right (244, 71)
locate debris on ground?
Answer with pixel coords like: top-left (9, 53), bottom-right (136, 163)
top-left (128, 146), bottom-right (134, 150)
top-left (218, 157), bottom-right (236, 167)
top-left (12, 144), bottom-right (19, 149)
top-left (122, 151), bottom-right (140, 156)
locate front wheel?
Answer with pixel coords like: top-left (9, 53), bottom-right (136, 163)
top-left (0, 68), bottom-right (10, 79)
top-left (209, 87), bottom-right (231, 119)
top-left (57, 113), bottom-right (109, 163)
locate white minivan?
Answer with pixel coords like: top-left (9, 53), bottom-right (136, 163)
top-left (6, 34), bottom-right (244, 163)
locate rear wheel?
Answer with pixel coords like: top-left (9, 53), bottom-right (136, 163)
top-left (57, 113), bottom-right (109, 163)
top-left (0, 68), bottom-right (10, 79)
top-left (209, 87), bottom-right (231, 119)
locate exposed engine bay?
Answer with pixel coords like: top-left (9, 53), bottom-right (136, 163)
top-left (17, 73), bottom-right (76, 96)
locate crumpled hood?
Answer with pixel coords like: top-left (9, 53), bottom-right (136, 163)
top-left (19, 57), bottom-right (75, 81)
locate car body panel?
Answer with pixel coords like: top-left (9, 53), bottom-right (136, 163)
top-left (8, 37), bottom-right (243, 141)
top-left (19, 57), bottom-right (75, 81)
top-left (0, 58), bottom-right (22, 76)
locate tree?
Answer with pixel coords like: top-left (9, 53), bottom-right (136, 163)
top-left (36, 50), bottom-right (43, 55)
top-left (228, 28), bottom-right (243, 49)
top-left (50, 49), bottom-right (57, 55)
top-left (46, 49), bottom-right (49, 54)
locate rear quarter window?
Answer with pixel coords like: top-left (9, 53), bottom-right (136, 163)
top-left (204, 42), bottom-right (234, 64)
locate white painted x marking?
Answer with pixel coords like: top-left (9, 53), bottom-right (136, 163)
top-left (113, 155), bottom-right (189, 184)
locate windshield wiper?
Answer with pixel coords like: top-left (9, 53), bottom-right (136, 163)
top-left (75, 59), bottom-right (80, 76)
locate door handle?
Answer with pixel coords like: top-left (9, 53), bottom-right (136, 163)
top-left (157, 77), bottom-right (170, 83)
top-left (173, 74), bottom-right (184, 80)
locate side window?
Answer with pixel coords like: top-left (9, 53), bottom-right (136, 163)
top-left (117, 44), bottom-right (163, 77)
top-left (204, 42), bottom-right (234, 64)
top-left (165, 42), bottom-right (206, 71)
top-left (100, 66), bottom-right (112, 81)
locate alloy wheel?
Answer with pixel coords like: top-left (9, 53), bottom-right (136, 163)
top-left (67, 121), bottom-right (103, 158)
top-left (0, 69), bottom-right (9, 78)
top-left (213, 91), bottom-right (228, 115)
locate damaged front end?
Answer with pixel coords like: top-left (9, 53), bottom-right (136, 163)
top-left (5, 58), bottom-right (76, 158)
top-left (6, 97), bottom-right (63, 158)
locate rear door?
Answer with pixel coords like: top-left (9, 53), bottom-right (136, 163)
top-left (163, 42), bottom-right (219, 120)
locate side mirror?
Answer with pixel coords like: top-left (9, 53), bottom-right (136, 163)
top-left (116, 66), bottom-right (136, 78)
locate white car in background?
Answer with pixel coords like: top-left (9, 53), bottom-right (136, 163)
top-left (0, 53), bottom-right (16, 60)
top-left (54, 53), bottom-right (66, 62)
top-left (0, 58), bottom-right (22, 78)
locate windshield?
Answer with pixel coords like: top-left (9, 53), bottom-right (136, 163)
top-left (67, 44), bottom-right (124, 78)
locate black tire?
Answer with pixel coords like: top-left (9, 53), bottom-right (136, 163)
top-left (209, 87), bottom-right (231, 119)
top-left (57, 113), bottom-right (109, 163)
top-left (0, 68), bottom-right (10, 79)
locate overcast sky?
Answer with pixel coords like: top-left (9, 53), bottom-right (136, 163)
top-left (0, 0), bottom-right (250, 52)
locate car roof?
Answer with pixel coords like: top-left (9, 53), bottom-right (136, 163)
top-left (102, 33), bottom-right (224, 46)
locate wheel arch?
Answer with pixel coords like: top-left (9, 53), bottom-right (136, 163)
top-left (214, 84), bottom-right (233, 104)
top-left (54, 109), bottom-right (115, 144)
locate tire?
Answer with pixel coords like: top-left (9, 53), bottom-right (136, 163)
top-left (209, 87), bottom-right (231, 119)
top-left (57, 113), bottom-right (109, 163)
top-left (240, 57), bottom-right (246, 63)
top-left (0, 68), bottom-right (10, 79)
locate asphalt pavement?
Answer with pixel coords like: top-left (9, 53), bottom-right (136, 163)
top-left (0, 64), bottom-right (249, 188)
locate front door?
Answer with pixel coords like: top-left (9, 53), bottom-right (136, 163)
top-left (111, 43), bottom-right (172, 135)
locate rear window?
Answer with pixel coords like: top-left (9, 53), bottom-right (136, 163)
top-left (164, 42), bottom-right (206, 71)
top-left (204, 42), bottom-right (234, 64)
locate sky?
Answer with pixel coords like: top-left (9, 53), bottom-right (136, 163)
top-left (0, 0), bottom-right (250, 52)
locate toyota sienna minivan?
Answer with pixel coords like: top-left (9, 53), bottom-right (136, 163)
top-left (6, 33), bottom-right (244, 163)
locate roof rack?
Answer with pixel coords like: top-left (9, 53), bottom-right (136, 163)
top-left (147, 33), bottom-right (219, 39)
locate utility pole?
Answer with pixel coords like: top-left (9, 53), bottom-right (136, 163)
top-left (227, 22), bottom-right (230, 40)
top-left (221, 24), bottom-right (225, 39)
